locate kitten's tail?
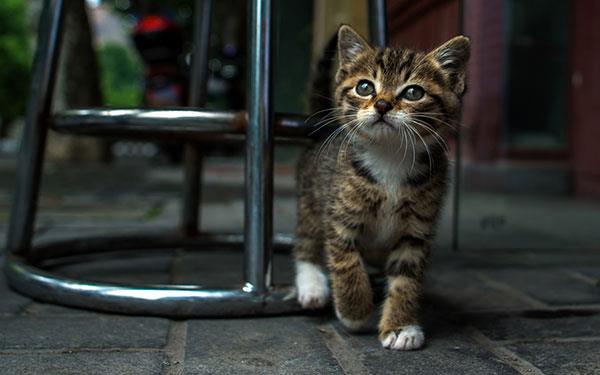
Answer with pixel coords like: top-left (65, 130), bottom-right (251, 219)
top-left (309, 32), bottom-right (338, 114)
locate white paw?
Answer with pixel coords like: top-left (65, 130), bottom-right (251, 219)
top-left (381, 325), bottom-right (425, 351)
top-left (295, 261), bottom-right (330, 309)
top-left (335, 308), bottom-right (371, 332)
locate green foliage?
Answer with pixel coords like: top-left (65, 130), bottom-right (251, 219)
top-left (97, 43), bottom-right (142, 107)
top-left (0, 0), bottom-right (31, 122)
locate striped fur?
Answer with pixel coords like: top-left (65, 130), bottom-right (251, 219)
top-left (294, 25), bottom-right (470, 350)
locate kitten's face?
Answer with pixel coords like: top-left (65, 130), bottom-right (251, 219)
top-left (334, 26), bottom-right (470, 146)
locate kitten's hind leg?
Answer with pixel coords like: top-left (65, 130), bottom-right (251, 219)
top-left (293, 208), bottom-right (329, 309)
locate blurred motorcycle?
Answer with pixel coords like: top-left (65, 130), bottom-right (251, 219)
top-left (133, 12), bottom-right (187, 163)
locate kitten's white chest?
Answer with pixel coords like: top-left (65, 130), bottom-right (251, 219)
top-left (356, 146), bottom-right (423, 253)
top-left (357, 144), bottom-right (423, 195)
top-left (357, 155), bottom-right (409, 252)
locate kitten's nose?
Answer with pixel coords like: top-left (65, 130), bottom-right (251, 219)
top-left (374, 99), bottom-right (392, 115)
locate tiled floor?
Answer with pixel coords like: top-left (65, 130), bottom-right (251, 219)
top-left (2, 248), bottom-right (600, 374)
top-left (1, 159), bottom-right (600, 374)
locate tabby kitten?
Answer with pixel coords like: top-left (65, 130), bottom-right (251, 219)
top-left (293, 25), bottom-right (470, 350)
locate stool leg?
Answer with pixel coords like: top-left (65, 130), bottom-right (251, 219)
top-left (181, 0), bottom-right (212, 236)
top-left (6, 0), bottom-right (66, 256)
top-left (369, 0), bottom-right (388, 47)
top-left (245, 0), bottom-right (275, 293)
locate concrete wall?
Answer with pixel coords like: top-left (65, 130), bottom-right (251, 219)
top-left (570, 0), bottom-right (600, 197)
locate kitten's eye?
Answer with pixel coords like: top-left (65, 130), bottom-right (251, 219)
top-left (401, 85), bottom-right (425, 101)
top-left (356, 80), bottom-right (375, 96)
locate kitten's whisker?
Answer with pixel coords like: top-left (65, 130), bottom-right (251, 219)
top-left (409, 119), bottom-right (449, 153)
top-left (313, 112), bottom-right (357, 121)
top-left (406, 123), bottom-right (433, 176)
top-left (411, 113), bottom-right (454, 126)
top-left (384, 113), bottom-right (415, 164)
top-left (305, 104), bottom-right (361, 127)
top-left (310, 112), bottom-right (356, 125)
top-left (317, 126), bottom-right (345, 156)
top-left (315, 125), bottom-right (346, 162)
top-left (309, 92), bottom-right (334, 100)
top-left (338, 119), bottom-right (364, 160)
top-left (401, 125), bottom-right (409, 164)
top-left (338, 126), bottom-right (355, 163)
top-left (404, 124), bottom-right (417, 174)
top-left (341, 120), bottom-right (365, 160)
top-left (308, 114), bottom-right (357, 136)
top-left (411, 113), bottom-right (460, 131)
top-left (305, 107), bottom-right (341, 121)
top-left (389, 120), bottom-right (404, 161)
top-left (316, 118), bottom-right (361, 163)
top-left (411, 118), bottom-right (449, 151)
top-left (309, 116), bottom-right (343, 130)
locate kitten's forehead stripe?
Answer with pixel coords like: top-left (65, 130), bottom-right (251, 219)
top-left (412, 62), bottom-right (447, 89)
top-left (374, 49), bottom-right (385, 77)
top-left (403, 54), bottom-right (426, 84)
top-left (370, 48), bottom-right (427, 92)
top-left (399, 51), bottom-right (416, 81)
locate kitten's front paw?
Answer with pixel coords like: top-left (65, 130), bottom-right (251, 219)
top-left (380, 325), bottom-right (425, 351)
top-left (295, 261), bottom-right (330, 309)
top-left (335, 308), bottom-right (372, 332)
top-left (297, 283), bottom-right (329, 309)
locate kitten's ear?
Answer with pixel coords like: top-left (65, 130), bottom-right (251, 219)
top-left (429, 36), bottom-right (471, 95)
top-left (338, 25), bottom-right (371, 65)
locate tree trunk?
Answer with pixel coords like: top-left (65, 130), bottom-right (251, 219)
top-left (48, 0), bottom-right (108, 162)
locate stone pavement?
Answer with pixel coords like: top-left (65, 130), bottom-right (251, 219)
top-left (1, 159), bottom-right (600, 374)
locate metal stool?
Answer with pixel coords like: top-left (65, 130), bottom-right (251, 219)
top-left (4, 0), bottom-right (388, 317)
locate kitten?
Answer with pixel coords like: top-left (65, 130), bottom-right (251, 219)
top-left (293, 25), bottom-right (470, 351)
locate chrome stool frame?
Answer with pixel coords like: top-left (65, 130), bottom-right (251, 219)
top-left (4, 0), bottom-right (388, 317)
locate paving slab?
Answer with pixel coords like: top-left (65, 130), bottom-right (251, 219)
top-left (424, 268), bottom-right (527, 312)
top-left (471, 311), bottom-right (600, 342)
top-left (438, 249), bottom-right (600, 268)
top-left (334, 322), bottom-right (519, 375)
top-left (18, 301), bottom-right (102, 316)
top-left (0, 350), bottom-right (167, 375)
top-left (566, 267), bottom-right (600, 285)
top-left (0, 258), bottom-right (31, 314)
top-left (184, 317), bottom-right (342, 374)
top-left (506, 341), bottom-right (600, 375)
top-left (0, 280), bottom-right (30, 314)
top-left (0, 316), bottom-right (169, 350)
top-left (482, 269), bottom-right (600, 306)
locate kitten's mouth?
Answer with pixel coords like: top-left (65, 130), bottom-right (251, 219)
top-left (373, 119), bottom-right (394, 128)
